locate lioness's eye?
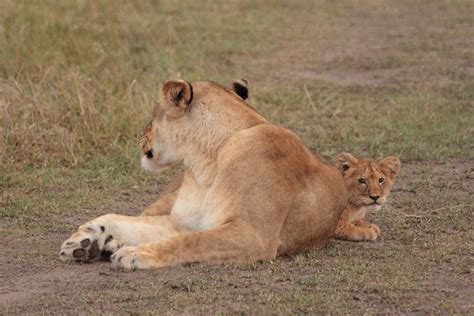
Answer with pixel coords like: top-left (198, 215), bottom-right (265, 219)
top-left (379, 177), bottom-right (385, 183)
top-left (358, 178), bottom-right (366, 184)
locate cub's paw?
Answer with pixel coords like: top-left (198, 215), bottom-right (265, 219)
top-left (353, 219), bottom-right (369, 227)
top-left (368, 224), bottom-right (381, 235)
top-left (111, 245), bottom-right (157, 270)
top-left (59, 222), bottom-right (122, 262)
top-left (360, 225), bottom-right (380, 241)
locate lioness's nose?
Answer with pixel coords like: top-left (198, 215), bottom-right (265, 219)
top-left (370, 195), bottom-right (380, 202)
top-left (145, 150), bottom-right (153, 158)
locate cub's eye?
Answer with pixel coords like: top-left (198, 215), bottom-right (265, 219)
top-left (379, 177), bottom-right (385, 184)
top-left (358, 178), bottom-right (367, 184)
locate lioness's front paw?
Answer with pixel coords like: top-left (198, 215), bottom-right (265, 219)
top-left (59, 221), bottom-right (122, 262)
top-left (111, 245), bottom-right (156, 270)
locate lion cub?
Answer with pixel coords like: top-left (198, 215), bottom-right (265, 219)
top-left (334, 153), bottom-right (401, 241)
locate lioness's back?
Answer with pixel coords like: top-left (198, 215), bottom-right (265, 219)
top-left (219, 123), bottom-right (347, 253)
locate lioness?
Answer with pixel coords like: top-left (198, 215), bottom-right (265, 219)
top-left (334, 153), bottom-right (401, 241)
top-left (59, 79), bottom-right (347, 270)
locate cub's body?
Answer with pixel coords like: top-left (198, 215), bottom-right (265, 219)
top-left (335, 153), bottom-right (401, 241)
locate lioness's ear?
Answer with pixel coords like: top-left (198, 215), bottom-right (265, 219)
top-left (232, 78), bottom-right (249, 100)
top-left (336, 152), bottom-right (358, 175)
top-left (161, 80), bottom-right (193, 118)
top-left (379, 156), bottom-right (401, 180)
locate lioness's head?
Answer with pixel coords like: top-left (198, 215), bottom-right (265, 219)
top-left (139, 79), bottom-right (259, 172)
top-left (336, 153), bottom-right (401, 210)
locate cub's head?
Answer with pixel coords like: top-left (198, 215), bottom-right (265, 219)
top-left (336, 153), bottom-right (401, 210)
top-left (139, 79), bottom-right (250, 172)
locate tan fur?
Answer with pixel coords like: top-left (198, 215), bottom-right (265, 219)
top-left (334, 153), bottom-right (401, 241)
top-left (139, 80), bottom-right (249, 217)
top-left (59, 80), bottom-right (347, 270)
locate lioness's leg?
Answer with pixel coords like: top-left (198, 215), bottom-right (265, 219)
top-left (111, 222), bottom-right (274, 270)
top-left (140, 173), bottom-right (184, 216)
top-left (141, 190), bottom-right (178, 216)
top-left (59, 214), bottom-right (184, 262)
top-left (334, 219), bottom-right (380, 241)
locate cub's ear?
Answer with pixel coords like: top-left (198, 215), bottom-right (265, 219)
top-left (336, 152), bottom-right (358, 175)
top-left (161, 80), bottom-right (193, 118)
top-left (232, 78), bottom-right (249, 100)
top-left (379, 156), bottom-right (401, 180)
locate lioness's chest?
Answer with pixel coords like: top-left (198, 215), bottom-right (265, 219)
top-left (170, 182), bottom-right (225, 231)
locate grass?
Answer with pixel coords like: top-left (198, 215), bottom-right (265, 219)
top-left (1, 0), bottom-right (473, 314)
top-left (0, 0), bottom-right (282, 167)
top-left (1, 0), bottom-right (472, 168)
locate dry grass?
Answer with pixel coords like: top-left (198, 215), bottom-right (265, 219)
top-left (1, 0), bottom-right (473, 314)
top-left (1, 0), bottom-right (472, 168)
top-left (0, 0), bottom-right (278, 167)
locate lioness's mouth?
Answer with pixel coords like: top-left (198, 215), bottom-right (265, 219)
top-left (145, 150), bottom-right (153, 159)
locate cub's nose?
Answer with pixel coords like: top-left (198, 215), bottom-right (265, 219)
top-left (370, 195), bottom-right (380, 202)
top-left (145, 150), bottom-right (153, 159)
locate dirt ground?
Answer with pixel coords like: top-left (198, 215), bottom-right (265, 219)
top-left (1, 1), bottom-right (473, 314)
top-left (1, 160), bottom-right (472, 314)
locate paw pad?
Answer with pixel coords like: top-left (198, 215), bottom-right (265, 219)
top-left (73, 248), bottom-right (86, 259)
top-left (80, 239), bottom-right (91, 248)
top-left (59, 223), bottom-right (121, 262)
